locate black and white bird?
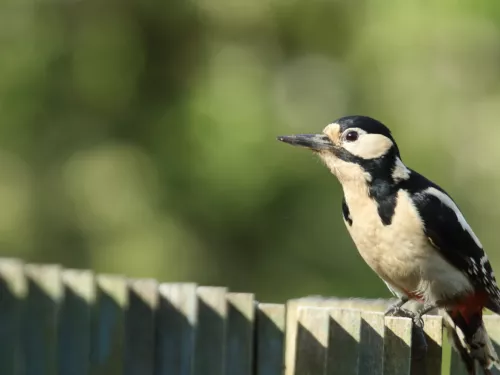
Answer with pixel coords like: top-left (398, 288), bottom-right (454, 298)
top-left (278, 115), bottom-right (500, 374)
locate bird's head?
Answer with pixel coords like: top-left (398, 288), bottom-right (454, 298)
top-left (278, 116), bottom-right (408, 187)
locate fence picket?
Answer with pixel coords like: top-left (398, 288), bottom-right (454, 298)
top-left (482, 315), bottom-right (500, 375)
top-left (448, 325), bottom-right (474, 375)
top-left (194, 286), bottom-right (228, 375)
top-left (58, 269), bottom-right (95, 375)
top-left (383, 317), bottom-right (412, 375)
top-left (125, 279), bottom-right (158, 375)
top-left (327, 308), bottom-right (361, 375)
top-left (23, 264), bottom-right (63, 375)
top-left (155, 283), bottom-right (197, 375)
top-left (225, 293), bottom-right (255, 375)
top-left (91, 274), bottom-right (128, 375)
top-left (359, 311), bottom-right (384, 375)
top-left (0, 259), bottom-right (26, 375)
top-left (410, 315), bottom-right (443, 375)
top-left (294, 306), bottom-right (329, 375)
top-left (255, 303), bottom-right (285, 375)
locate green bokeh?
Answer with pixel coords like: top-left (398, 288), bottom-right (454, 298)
top-left (1, 0), bottom-right (500, 305)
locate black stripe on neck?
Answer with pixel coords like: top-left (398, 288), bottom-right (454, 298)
top-left (337, 147), bottom-right (400, 225)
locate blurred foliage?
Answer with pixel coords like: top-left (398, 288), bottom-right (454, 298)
top-left (2, 0), bottom-right (500, 303)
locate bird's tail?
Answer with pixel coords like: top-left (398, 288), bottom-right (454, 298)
top-left (442, 308), bottom-right (499, 375)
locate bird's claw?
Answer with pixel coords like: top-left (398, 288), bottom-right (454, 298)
top-left (384, 300), bottom-right (409, 317)
top-left (385, 306), bottom-right (416, 319)
top-left (384, 305), bottom-right (401, 316)
top-left (413, 314), bottom-right (425, 328)
top-left (384, 303), bottom-right (426, 329)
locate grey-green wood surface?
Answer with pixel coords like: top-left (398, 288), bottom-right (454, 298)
top-left (483, 315), bottom-right (500, 375)
top-left (155, 283), bottom-right (197, 375)
top-left (449, 348), bottom-right (471, 375)
top-left (327, 308), bottom-right (361, 375)
top-left (359, 311), bottom-right (385, 375)
top-left (194, 286), bottom-right (228, 375)
top-left (0, 258), bottom-right (485, 375)
top-left (22, 263), bottom-right (63, 375)
top-left (448, 318), bottom-right (476, 375)
top-left (125, 279), bottom-right (158, 375)
top-left (255, 303), bottom-right (285, 375)
top-left (58, 269), bottom-right (95, 375)
top-left (410, 315), bottom-right (443, 375)
top-left (0, 259), bottom-right (26, 375)
top-left (285, 296), bottom-right (393, 375)
top-left (225, 293), bottom-right (255, 375)
top-left (91, 274), bottom-right (128, 375)
top-left (383, 317), bottom-right (412, 375)
top-left (294, 307), bottom-right (329, 375)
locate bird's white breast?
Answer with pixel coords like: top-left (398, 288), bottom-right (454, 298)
top-left (344, 188), bottom-right (473, 303)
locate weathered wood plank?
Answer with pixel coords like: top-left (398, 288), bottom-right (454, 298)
top-left (448, 319), bottom-right (476, 375)
top-left (58, 269), bottom-right (95, 375)
top-left (91, 274), bottom-right (128, 375)
top-left (225, 293), bottom-right (254, 375)
top-left (359, 311), bottom-right (384, 375)
top-left (285, 297), bottom-right (392, 375)
top-left (22, 263), bottom-right (63, 375)
top-left (255, 303), bottom-right (285, 375)
top-left (285, 298), bottom-right (335, 375)
top-left (285, 299), bottom-right (303, 375)
top-left (450, 350), bottom-right (472, 375)
top-left (294, 307), bottom-right (329, 375)
top-left (0, 259), bottom-right (27, 375)
top-left (155, 283), bottom-right (197, 375)
top-left (193, 286), bottom-right (228, 375)
top-left (410, 315), bottom-right (443, 375)
top-left (125, 279), bottom-right (158, 375)
top-left (327, 308), bottom-right (361, 375)
top-left (383, 317), bottom-right (412, 375)
top-left (482, 315), bottom-right (500, 375)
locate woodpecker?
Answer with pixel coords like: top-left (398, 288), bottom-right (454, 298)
top-left (278, 115), bottom-right (500, 374)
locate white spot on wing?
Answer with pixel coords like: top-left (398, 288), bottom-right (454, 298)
top-left (392, 157), bottom-right (411, 182)
top-left (425, 187), bottom-right (483, 249)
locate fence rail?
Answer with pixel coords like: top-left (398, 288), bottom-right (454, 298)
top-left (0, 258), bottom-right (499, 375)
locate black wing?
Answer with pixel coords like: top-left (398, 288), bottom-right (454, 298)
top-left (402, 170), bottom-right (500, 311)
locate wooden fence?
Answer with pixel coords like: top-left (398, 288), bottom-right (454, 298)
top-left (1, 258), bottom-right (500, 375)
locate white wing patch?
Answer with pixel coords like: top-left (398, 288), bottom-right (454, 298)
top-left (425, 187), bottom-right (483, 249)
top-left (392, 157), bottom-right (411, 182)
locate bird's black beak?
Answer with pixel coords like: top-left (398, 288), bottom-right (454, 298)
top-left (277, 134), bottom-right (333, 151)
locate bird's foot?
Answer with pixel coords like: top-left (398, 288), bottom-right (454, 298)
top-left (384, 297), bottom-right (409, 317)
top-left (413, 313), bottom-right (425, 329)
top-left (385, 306), bottom-right (416, 320)
top-left (410, 303), bottom-right (438, 360)
top-left (385, 306), bottom-right (428, 358)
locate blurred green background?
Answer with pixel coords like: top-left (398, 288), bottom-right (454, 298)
top-left (1, 0), bottom-right (500, 303)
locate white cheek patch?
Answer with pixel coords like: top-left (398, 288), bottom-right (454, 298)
top-left (425, 187), bottom-right (483, 249)
top-left (343, 133), bottom-right (394, 159)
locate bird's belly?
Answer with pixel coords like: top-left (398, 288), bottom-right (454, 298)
top-left (345, 201), bottom-right (473, 303)
top-left (347, 220), bottom-right (425, 293)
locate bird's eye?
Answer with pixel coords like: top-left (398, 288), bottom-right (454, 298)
top-left (344, 131), bottom-right (359, 142)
